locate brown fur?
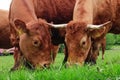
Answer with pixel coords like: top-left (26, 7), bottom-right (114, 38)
top-left (66, 21), bottom-right (91, 65)
top-left (51, 45), bottom-right (60, 62)
top-left (101, 37), bottom-right (106, 60)
top-left (0, 10), bottom-right (12, 48)
top-left (0, 10), bottom-right (22, 71)
top-left (85, 37), bottom-right (106, 64)
top-left (17, 19), bottom-right (51, 68)
top-left (65, 0), bottom-right (119, 65)
top-left (9, 0), bottom-right (120, 68)
top-left (9, 0), bottom-right (76, 69)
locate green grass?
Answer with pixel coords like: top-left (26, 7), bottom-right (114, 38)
top-left (0, 49), bottom-right (120, 80)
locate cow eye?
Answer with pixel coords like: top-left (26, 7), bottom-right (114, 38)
top-left (80, 36), bottom-right (87, 47)
top-left (80, 40), bottom-right (86, 47)
top-left (82, 41), bottom-right (86, 45)
top-left (33, 40), bottom-right (41, 47)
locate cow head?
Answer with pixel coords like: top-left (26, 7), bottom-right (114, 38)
top-left (65, 21), bottom-right (111, 66)
top-left (14, 19), bottom-right (52, 68)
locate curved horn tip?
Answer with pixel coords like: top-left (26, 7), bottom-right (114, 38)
top-left (87, 21), bottom-right (111, 29)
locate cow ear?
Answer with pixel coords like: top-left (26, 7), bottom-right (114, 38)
top-left (14, 19), bottom-right (29, 35)
top-left (87, 21), bottom-right (112, 39)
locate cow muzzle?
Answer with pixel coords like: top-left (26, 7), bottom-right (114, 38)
top-left (38, 61), bottom-right (51, 69)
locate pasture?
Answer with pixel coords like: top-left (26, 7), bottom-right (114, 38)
top-left (0, 48), bottom-right (120, 80)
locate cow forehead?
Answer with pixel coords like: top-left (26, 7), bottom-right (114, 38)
top-left (66, 21), bottom-right (87, 34)
top-left (67, 26), bottom-right (87, 36)
top-left (27, 19), bottom-right (48, 30)
top-left (27, 23), bottom-right (49, 36)
top-left (28, 23), bottom-right (41, 30)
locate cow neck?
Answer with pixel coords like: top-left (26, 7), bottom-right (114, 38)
top-left (22, 0), bottom-right (37, 20)
top-left (12, 0), bottom-right (37, 23)
top-left (73, 0), bottom-right (94, 24)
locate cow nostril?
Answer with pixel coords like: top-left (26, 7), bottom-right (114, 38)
top-left (82, 41), bottom-right (86, 45)
top-left (33, 40), bottom-right (41, 47)
top-left (43, 64), bottom-right (47, 67)
top-left (43, 63), bottom-right (50, 68)
top-left (34, 41), bottom-right (38, 45)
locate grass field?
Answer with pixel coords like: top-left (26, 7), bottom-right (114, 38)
top-left (0, 49), bottom-right (120, 80)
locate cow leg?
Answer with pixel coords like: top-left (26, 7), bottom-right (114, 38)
top-left (52, 51), bottom-right (57, 62)
top-left (102, 49), bottom-right (104, 60)
top-left (90, 44), bottom-right (100, 64)
top-left (85, 43), bottom-right (99, 65)
top-left (10, 47), bottom-right (21, 71)
top-left (85, 52), bottom-right (98, 65)
top-left (90, 52), bottom-right (98, 64)
top-left (85, 47), bottom-right (93, 64)
top-left (51, 45), bottom-right (59, 63)
top-left (101, 37), bottom-right (106, 60)
top-left (101, 43), bottom-right (105, 60)
top-left (62, 43), bottom-right (68, 65)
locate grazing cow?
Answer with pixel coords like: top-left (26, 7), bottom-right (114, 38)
top-left (85, 37), bottom-right (106, 64)
top-left (65, 0), bottom-right (120, 65)
top-left (0, 10), bottom-right (60, 70)
top-left (9, 0), bottom-right (75, 69)
top-left (0, 9), bottom-right (61, 70)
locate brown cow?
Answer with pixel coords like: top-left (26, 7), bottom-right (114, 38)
top-left (0, 10), bottom-right (12, 49)
top-left (0, 10), bottom-right (59, 70)
top-left (65, 0), bottom-right (120, 65)
top-left (0, 9), bottom-right (60, 70)
top-left (66, 21), bottom-right (111, 65)
top-left (66, 0), bottom-right (120, 64)
top-left (9, 0), bottom-right (73, 69)
top-left (0, 9), bottom-right (61, 71)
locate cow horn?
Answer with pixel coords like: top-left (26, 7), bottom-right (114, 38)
top-left (47, 23), bottom-right (67, 28)
top-left (87, 21), bottom-right (111, 29)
